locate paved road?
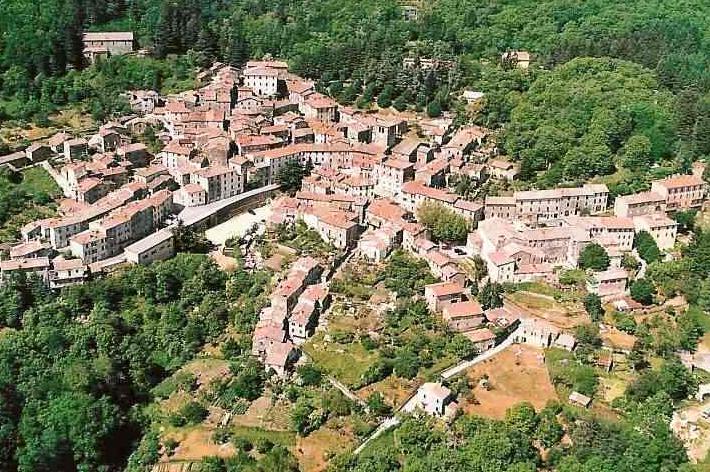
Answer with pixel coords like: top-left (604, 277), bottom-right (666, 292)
top-left (353, 416), bottom-right (400, 455)
top-left (353, 327), bottom-right (522, 456)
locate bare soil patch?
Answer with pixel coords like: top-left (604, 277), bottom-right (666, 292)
top-left (462, 345), bottom-right (558, 419)
top-left (231, 396), bottom-right (292, 431)
top-left (356, 375), bottom-right (417, 409)
top-left (295, 419), bottom-right (357, 472)
top-left (163, 426), bottom-right (235, 462)
top-left (506, 292), bottom-right (589, 329)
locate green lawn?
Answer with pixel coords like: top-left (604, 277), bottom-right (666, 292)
top-left (229, 425), bottom-right (296, 447)
top-left (20, 166), bottom-right (61, 197)
top-left (507, 290), bottom-right (560, 311)
top-left (357, 428), bottom-right (396, 459)
top-left (0, 166), bottom-right (60, 243)
top-left (303, 333), bottom-right (379, 388)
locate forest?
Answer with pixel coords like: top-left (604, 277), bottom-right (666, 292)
top-left (0, 254), bottom-right (269, 470)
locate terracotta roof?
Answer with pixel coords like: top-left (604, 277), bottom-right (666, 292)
top-left (443, 300), bottom-right (483, 319)
top-left (592, 268), bottom-right (628, 282)
top-left (0, 257), bottom-right (50, 271)
top-left (488, 159), bottom-right (517, 170)
top-left (615, 191), bottom-right (664, 205)
top-left (426, 281), bottom-right (463, 297)
top-left (244, 67), bottom-right (279, 77)
top-left (70, 230), bottom-right (106, 245)
top-left (264, 341), bottom-right (296, 367)
top-left (246, 60), bottom-right (289, 69)
top-left (181, 183), bottom-right (205, 194)
top-left (9, 240), bottom-right (49, 259)
top-left (464, 327), bottom-right (496, 343)
top-left (402, 181), bottom-right (458, 204)
top-left (163, 142), bottom-right (193, 155)
top-left (653, 174), bottom-right (704, 189)
top-left (52, 257), bottom-right (86, 271)
top-left (454, 200), bottom-right (483, 212)
top-left (382, 158), bottom-right (414, 170)
top-left (485, 196), bottom-right (516, 206)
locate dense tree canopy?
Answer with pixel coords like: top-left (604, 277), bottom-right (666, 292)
top-left (0, 254), bottom-right (268, 471)
top-left (635, 231), bottom-right (662, 264)
top-left (416, 201), bottom-right (470, 243)
top-left (578, 243), bottom-right (610, 271)
top-left (503, 58), bottom-right (677, 184)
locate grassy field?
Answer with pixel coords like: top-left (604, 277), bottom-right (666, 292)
top-left (356, 376), bottom-right (417, 409)
top-left (0, 166), bottom-right (61, 243)
top-left (20, 166), bottom-right (62, 196)
top-left (327, 303), bottom-right (383, 334)
top-left (296, 420), bottom-right (357, 472)
top-left (303, 332), bottom-right (379, 388)
top-left (230, 425), bottom-right (296, 447)
top-left (0, 106), bottom-right (94, 144)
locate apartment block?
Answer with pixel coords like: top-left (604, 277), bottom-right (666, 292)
top-left (191, 166), bottom-right (243, 203)
top-left (484, 184), bottom-right (609, 223)
top-left (650, 174), bottom-right (705, 211)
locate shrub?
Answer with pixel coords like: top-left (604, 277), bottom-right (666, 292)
top-left (630, 279), bottom-right (655, 305)
top-left (578, 243), bottom-right (610, 270)
top-left (635, 231), bottom-right (661, 263)
top-left (180, 401), bottom-right (209, 425)
top-left (297, 363), bottom-right (324, 387)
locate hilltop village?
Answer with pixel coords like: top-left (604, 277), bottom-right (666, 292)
top-left (1, 57), bottom-right (709, 469)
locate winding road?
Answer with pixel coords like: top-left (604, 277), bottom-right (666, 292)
top-left (353, 326), bottom-right (523, 455)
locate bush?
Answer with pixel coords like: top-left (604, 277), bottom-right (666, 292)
top-left (360, 359), bottom-right (392, 386)
top-left (427, 100), bottom-right (442, 117)
top-left (232, 436), bottom-right (253, 452)
top-left (255, 438), bottom-right (274, 453)
top-left (331, 330), bottom-right (354, 344)
top-left (479, 282), bottom-right (504, 310)
top-left (417, 201), bottom-right (470, 242)
top-left (674, 210), bottom-right (697, 233)
top-left (630, 279), bottom-right (655, 305)
top-left (360, 334), bottom-right (378, 351)
top-left (323, 388), bottom-right (353, 417)
top-left (583, 294), bottom-right (603, 322)
top-left (366, 392), bottom-right (392, 417)
top-left (392, 348), bottom-right (421, 379)
top-left (297, 363), bottom-right (323, 386)
top-left (151, 371), bottom-right (197, 399)
top-left (163, 438), bottom-right (179, 456)
top-left (612, 311), bottom-right (637, 334)
top-left (291, 397), bottom-right (327, 436)
top-left (547, 349), bottom-right (598, 396)
top-left (635, 231), bottom-right (661, 263)
top-left (559, 269), bottom-right (587, 286)
top-left (179, 401), bottom-right (209, 425)
top-left (212, 428), bottom-right (231, 445)
top-left (578, 243), bottom-right (610, 270)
